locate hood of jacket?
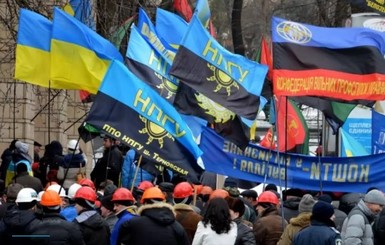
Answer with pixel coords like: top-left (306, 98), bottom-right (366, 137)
top-left (357, 199), bottom-right (376, 221)
top-left (173, 203), bottom-right (195, 212)
top-left (289, 212), bottom-right (312, 227)
top-left (77, 210), bottom-right (106, 230)
top-left (283, 197), bottom-right (302, 210)
top-left (3, 206), bottom-right (38, 231)
top-left (139, 202), bottom-right (176, 225)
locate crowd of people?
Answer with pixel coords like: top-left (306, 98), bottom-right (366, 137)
top-left (0, 137), bottom-right (385, 245)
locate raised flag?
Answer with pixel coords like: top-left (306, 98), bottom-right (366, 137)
top-left (173, 0), bottom-right (193, 22)
top-left (137, 8), bottom-right (175, 64)
top-left (126, 26), bottom-right (178, 103)
top-left (340, 127), bottom-right (369, 157)
top-left (272, 17), bottom-right (385, 101)
top-left (50, 8), bottom-right (122, 94)
top-left (194, 0), bottom-right (211, 27)
top-left (259, 128), bottom-right (276, 149)
top-left (276, 97), bottom-right (309, 154)
top-left (170, 15), bottom-right (268, 121)
top-left (110, 16), bottom-right (136, 49)
top-left (81, 60), bottom-right (203, 182)
top-left (155, 8), bottom-right (188, 50)
top-left (372, 110), bottom-right (385, 154)
top-left (15, 9), bottom-right (51, 87)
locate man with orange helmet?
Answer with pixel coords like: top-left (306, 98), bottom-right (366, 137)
top-left (73, 186), bottom-right (110, 245)
top-left (110, 188), bottom-right (136, 245)
top-left (253, 191), bottom-right (287, 245)
top-left (173, 182), bottom-right (202, 243)
top-left (30, 190), bottom-right (85, 244)
top-left (118, 187), bottom-right (189, 245)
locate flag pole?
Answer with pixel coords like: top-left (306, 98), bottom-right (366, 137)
top-left (13, 81), bottom-right (16, 139)
top-left (130, 154), bottom-right (142, 192)
top-left (48, 81), bottom-right (51, 143)
top-left (30, 91), bottom-right (61, 122)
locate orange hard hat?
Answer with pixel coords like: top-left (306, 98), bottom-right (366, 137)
top-left (201, 186), bottom-right (213, 195)
top-left (74, 186), bottom-right (97, 202)
top-left (112, 188), bottom-right (135, 202)
top-left (209, 189), bottom-right (229, 200)
top-left (40, 190), bottom-right (62, 207)
top-left (137, 181), bottom-right (154, 191)
top-left (78, 178), bottom-right (96, 190)
top-left (173, 182), bottom-right (194, 199)
top-left (141, 187), bottom-right (165, 204)
top-left (258, 191), bottom-right (279, 205)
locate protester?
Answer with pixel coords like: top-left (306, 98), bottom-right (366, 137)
top-left (37, 140), bottom-right (64, 186)
top-left (159, 182), bottom-right (175, 204)
top-left (341, 189), bottom-right (385, 245)
top-left (110, 188), bottom-right (136, 245)
top-left (226, 196), bottom-right (256, 245)
top-left (12, 163), bottom-right (43, 193)
top-left (278, 194), bottom-right (316, 245)
top-left (119, 187), bottom-right (189, 245)
top-left (318, 194), bottom-right (347, 232)
top-left (5, 140), bottom-right (34, 186)
top-left (73, 186), bottom-right (110, 245)
top-left (253, 191), bottom-right (287, 245)
top-left (0, 139), bottom-right (18, 181)
top-left (293, 201), bottom-right (342, 245)
top-left (33, 141), bottom-right (42, 163)
top-left (100, 194), bottom-right (118, 231)
top-left (192, 197), bottom-right (237, 245)
top-left (60, 183), bottom-right (81, 221)
top-left (30, 190), bottom-right (84, 244)
top-left (173, 181), bottom-right (201, 213)
top-left (281, 189), bottom-right (303, 222)
top-left (0, 183), bottom-right (23, 219)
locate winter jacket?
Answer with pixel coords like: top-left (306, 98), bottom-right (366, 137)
top-left (253, 206), bottom-right (287, 245)
top-left (104, 213), bottom-right (118, 232)
top-left (121, 150), bottom-right (154, 189)
top-left (174, 203), bottom-right (203, 243)
top-left (29, 212), bottom-right (85, 245)
top-left (281, 197), bottom-right (301, 222)
top-left (277, 212), bottom-right (312, 245)
top-left (57, 153), bottom-right (86, 189)
top-left (110, 210), bottom-right (135, 245)
top-left (234, 217), bottom-right (256, 245)
top-left (339, 192), bottom-right (365, 215)
top-left (91, 145), bottom-right (123, 187)
top-left (334, 208), bottom-right (347, 232)
top-left (293, 219), bottom-right (342, 245)
top-left (0, 205), bottom-right (41, 244)
top-left (60, 204), bottom-right (78, 222)
top-left (192, 220), bottom-right (238, 245)
top-left (74, 210), bottom-right (110, 245)
top-left (373, 207), bottom-right (385, 245)
top-left (38, 141), bottom-right (64, 186)
top-left (341, 199), bottom-right (375, 245)
top-left (119, 202), bottom-right (189, 245)
top-left (5, 159), bottom-right (33, 186)
top-left (0, 148), bottom-right (12, 180)
top-left (12, 172), bottom-right (43, 193)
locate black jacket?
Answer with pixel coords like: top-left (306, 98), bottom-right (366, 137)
top-left (374, 207), bottom-right (385, 245)
top-left (234, 218), bottom-right (256, 245)
top-left (281, 197), bottom-right (301, 222)
top-left (74, 210), bottom-right (110, 245)
top-left (30, 212), bottom-right (85, 245)
top-left (91, 145), bottom-right (123, 187)
top-left (119, 202), bottom-right (189, 245)
top-left (0, 205), bottom-right (41, 245)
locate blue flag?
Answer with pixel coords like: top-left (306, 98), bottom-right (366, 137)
top-left (340, 127), bottom-right (368, 157)
top-left (372, 110), bottom-right (385, 154)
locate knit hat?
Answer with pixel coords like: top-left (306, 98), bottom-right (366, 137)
top-left (6, 183), bottom-right (24, 201)
top-left (101, 195), bottom-right (114, 211)
top-left (318, 194), bottom-right (332, 204)
top-left (299, 194), bottom-right (316, 213)
top-left (241, 190), bottom-right (258, 199)
top-left (312, 201), bottom-right (334, 220)
top-left (364, 189), bottom-right (385, 206)
top-left (158, 182), bottom-right (175, 193)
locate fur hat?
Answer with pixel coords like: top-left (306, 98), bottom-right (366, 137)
top-left (312, 201), bottom-right (334, 220)
top-left (299, 194), bottom-right (316, 213)
top-left (364, 190), bottom-right (385, 206)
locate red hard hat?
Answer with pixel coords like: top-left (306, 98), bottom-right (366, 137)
top-left (258, 191), bottom-right (279, 205)
top-left (78, 178), bottom-right (96, 190)
top-left (74, 186), bottom-right (97, 203)
top-left (137, 181), bottom-right (154, 191)
top-left (173, 182), bottom-right (194, 199)
top-left (209, 189), bottom-right (229, 200)
top-left (112, 188), bottom-right (135, 202)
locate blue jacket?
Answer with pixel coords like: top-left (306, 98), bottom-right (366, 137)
top-left (293, 219), bottom-right (342, 245)
top-left (61, 204), bottom-right (77, 222)
top-left (121, 150), bottom-right (153, 189)
top-left (110, 209), bottom-right (135, 245)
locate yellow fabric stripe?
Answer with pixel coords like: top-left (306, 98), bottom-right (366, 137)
top-left (50, 39), bottom-right (110, 94)
top-left (15, 45), bottom-right (51, 87)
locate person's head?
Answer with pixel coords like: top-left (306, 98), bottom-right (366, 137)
top-left (100, 195), bottom-right (114, 218)
top-left (6, 183), bottom-right (24, 203)
top-left (312, 201), bottom-right (335, 223)
top-left (46, 184), bottom-right (68, 208)
top-left (16, 187), bottom-right (38, 210)
top-left (256, 191), bottom-right (279, 215)
top-left (40, 190), bottom-right (62, 213)
top-left (299, 194), bottom-right (316, 213)
top-left (78, 178), bottom-right (96, 191)
top-left (34, 141), bottom-right (42, 154)
top-left (318, 194), bottom-right (332, 204)
top-left (283, 188), bottom-right (303, 201)
top-left (209, 189), bottom-right (229, 201)
top-left (111, 188), bottom-right (135, 214)
top-left (173, 182), bottom-right (194, 205)
top-left (199, 186), bottom-right (213, 203)
top-left (16, 162), bottom-right (28, 174)
top-left (241, 189), bottom-right (258, 204)
top-left (67, 139), bottom-right (80, 154)
top-left (74, 186), bottom-right (97, 213)
top-left (97, 180), bottom-right (114, 193)
top-left (225, 196), bottom-right (245, 220)
top-left (14, 141), bottom-right (31, 162)
top-left (364, 189), bottom-right (385, 215)
top-left (67, 183), bottom-right (82, 202)
top-left (264, 183), bottom-right (278, 192)
top-left (158, 182), bottom-right (175, 202)
top-left (203, 198), bottom-right (232, 234)
top-left (103, 136), bottom-right (115, 149)
top-left (141, 187), bottom-right (165, 205)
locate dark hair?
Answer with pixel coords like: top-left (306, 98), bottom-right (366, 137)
top-left (16, 163), bottom-right (28, 174)
top-left (203, 198), bottom-right (232, 234)
top-left (225, 196), bottom-right (245, 217)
